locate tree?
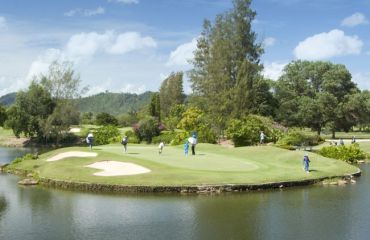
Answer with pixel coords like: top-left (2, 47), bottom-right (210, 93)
top-left (5, 82), bottom-right (55, 138)
top-left (275, 60), bottom-right (359, 137)
top-left (0, 104), bottom-right (7, 127)
top-left (159, 72), bottom-right (185, 118)
top-left (148, 93), bottom-right (161, 122)
top-left (133, 116), bottom-right (160, 143)
top-left (164, 104), bottom-right (186, 131)
top-left (95, 112), bottom-right (118, 126)
top-left (38, 61), bottom-right (84, 143)
top-left (189, 0), bottom-right (267, 133)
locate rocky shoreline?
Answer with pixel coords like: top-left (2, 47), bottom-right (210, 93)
top-left (3, 167), bottom-right (360, 194)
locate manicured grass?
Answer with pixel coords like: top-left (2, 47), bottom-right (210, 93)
top-left (358, 142), bottom-right (370, 154)
top-left (9, 143), bottom-right (359, 186)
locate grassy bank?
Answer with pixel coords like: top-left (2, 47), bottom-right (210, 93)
top-left (6, 143), bottom-right (359, 188)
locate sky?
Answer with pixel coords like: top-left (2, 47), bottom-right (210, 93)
top-left (0, 0), bottom-right (369, 97)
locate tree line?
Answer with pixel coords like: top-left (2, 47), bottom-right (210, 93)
top-left (1, 0), bottom-right (370, 146)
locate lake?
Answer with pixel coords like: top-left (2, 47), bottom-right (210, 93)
top-left (1, 146), bottom-right (369, 240)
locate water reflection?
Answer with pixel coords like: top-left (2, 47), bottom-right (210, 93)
top-left (0, 195), bottom-right (8, 221)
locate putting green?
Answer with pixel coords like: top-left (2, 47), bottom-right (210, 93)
top-left (9, 143), bottom-right (359, 186)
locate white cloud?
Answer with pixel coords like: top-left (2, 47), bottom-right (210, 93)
top-left (166, 38), bottom-right (197, 67)
top-left (64, 7), bottom-right (105, 17)
top-left (108, 32), bottom-right (157, 55)
top-left (293, 29), bottom-right (363, 60)
top-left (262, 61), bottom-right (287, 80)
top-left (0, 16), bottom-right (6, 29)
top-left (341, 12), bottom-right (368, 27)
top-left (352, 72), bottom-right (370, 90)
top-left (26, 31), bottom-right (157, 79)
top-left (120, 83), bottom-right (146, 94)
top-left (263, 37), bottom-right (276, 47)
top-left (108, 0), bottom-right (139, 4)
top-left (64, 31), bottom-right (156, 60)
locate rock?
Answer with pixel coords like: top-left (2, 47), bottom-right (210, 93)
top-left (18, 178), bottom-right (39, 185)
top-left (337, 180), bottom-right (348, 185)
top-left (357, 160), bottom-right (365, 164)
top-left (26, 173), bottom-right (33, 178)
top-left (350, 179), bottom-right (356, 184)
top-left (279, 185), bottom-right (284, 188)
top-left (329, 182), bottom-right (338, 185)
top-left (0, 163), bottom-right (9, 172)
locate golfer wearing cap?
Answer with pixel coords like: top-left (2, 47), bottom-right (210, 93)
top-left (303, 153), bottom-right (310, 173)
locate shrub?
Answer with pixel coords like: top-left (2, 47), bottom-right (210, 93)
top-left (95, 112), bottom-right (118, 126)
top-left (276, 129), bottom-right (324, 148)
top-left (319, 143), bottom-right (366, 163)
top-left (226, 115), bottom-right (283, 147)
top-left (11, 153), bottom-right (34, 164)
top-left (94, 125), bottom-right (120, 145)
top-left (124, 130), bottom-right (140, 144)
top-left (133, 117), bottom-right (160, 143)
top-left (152, 131), bottom-right (177, 144)
top-left (171, 131), bottom-right (189, 146)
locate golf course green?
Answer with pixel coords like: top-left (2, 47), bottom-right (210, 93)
top-left (6, 143), bottom-right (360, 192)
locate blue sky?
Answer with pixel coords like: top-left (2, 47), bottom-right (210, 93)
top-left (0, 0), bottom-right (369, 96)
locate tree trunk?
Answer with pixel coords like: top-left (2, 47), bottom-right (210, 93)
top-left (331, 130), bottom-right (336, 139)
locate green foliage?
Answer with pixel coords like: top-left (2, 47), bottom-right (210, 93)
top-left (95, 112), bottom-right (118, 126)
top-left (133, 116), bottom-right (160, 143)
top-left (189, 0), bottom-right (266, 133)
top-left (148, 93), bottom-right (161, 122)
top-left (76, 91), bottom-right (154, 115)
top-left (117, 113), bottom-right (138, 127)
top-left (177, 107), bottom-right (217, 143)
top-left (226, 115), bottom-right (283, 147)
top-left (319, 143), bottom-right (366, 163)
top-left (11, 153), bottom-right (34, 164)
top-left (0, 104), bottom-right (7, 127)
top-left (164, 104), bottom-right (186, 131)
top-left (276, 129), bottom-right (324, 148)
top-left (152, 131), bottom-right (177, 144)
top-left (81, 112), bottom-right (94, 125)
top-left (276, 60), bottom-right (359, 136)
top-left (5, 81), bottom-right (55, 138)
top-left (124, 130), bottom-right (140, 144)
top-left (171, 131), bottom-right (189, 146)
top-left (94, 125), bottom-right (121, 145)
top-left (159, 72), bottom-right (185, 118)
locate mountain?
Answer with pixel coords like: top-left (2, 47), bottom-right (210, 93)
top-left (0, 92), bottom-right (16, 106)
top-left (0, 91), bottom-right (154, 115)
top-left (76, 91), bottom-right (154, 115)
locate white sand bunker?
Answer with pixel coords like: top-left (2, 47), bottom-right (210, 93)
top-left (69, 128), bottom-right (81, 133)
top-left (47, 151), bottom-right (98, 162)
top-left (86, 161), bottom-right (151, 176)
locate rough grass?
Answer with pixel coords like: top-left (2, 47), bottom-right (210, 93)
top-left (9, 143), bottom-right (359, 186)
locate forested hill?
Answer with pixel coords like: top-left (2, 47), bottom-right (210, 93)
top-left (0, 91), bottom-right (154, 115)
top-left (76, 91), bottom-right (154, 115)
top-left (0, 92), bottom-right (16, 106)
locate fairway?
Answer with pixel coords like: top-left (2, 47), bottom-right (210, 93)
top-left (9, 143), bottom-right (360, 187)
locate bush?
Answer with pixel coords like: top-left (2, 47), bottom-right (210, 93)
top-left (276, 129), bottom-right (324, 148)
top-left (124, 130), bottom-right (140, 144)
top-left (319, 143), bottom-right (366, 163)
top-left (12, 153), bottom-right (34, 164)
top-left (152, 131), bottom-right (177, 144)
top-left (171, 131), bottom-right (189, 146)
top-left (94, 125), bottom-right (120, 145)
top-left (95, 112), bottom-right (118, 126)
top-left (226, 115), bottom-right (283, 147)
top-left (133, 117), bottom-right (160, 143)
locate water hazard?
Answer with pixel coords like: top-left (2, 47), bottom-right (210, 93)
top-left (1, 147), bottom-right (369, 240)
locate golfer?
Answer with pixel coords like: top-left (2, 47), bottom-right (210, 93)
top-left (158, 141), bottom-right (165, 155)
top-left (260, 131), bottom-right (265, 144)
top-left (188, 134), bottom-right (197, 155)
top-left (121, 135), bottom-right (128, 153)
top-left (86, 132), bottom-right (94, 150)
top-left (184, 141), bottom-right (189, 156)
top-left (303, 153), bottom-right (310, 173)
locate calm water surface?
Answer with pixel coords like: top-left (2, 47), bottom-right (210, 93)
top-left (1, 146), bottom-right (370, 240)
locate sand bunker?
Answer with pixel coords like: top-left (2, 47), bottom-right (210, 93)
top-left (47, 151), bottom-right (98, 162)
top-left (69, 128), bottom-right (81, 133)
top-left (86, 161), bottom-right (151, 176)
